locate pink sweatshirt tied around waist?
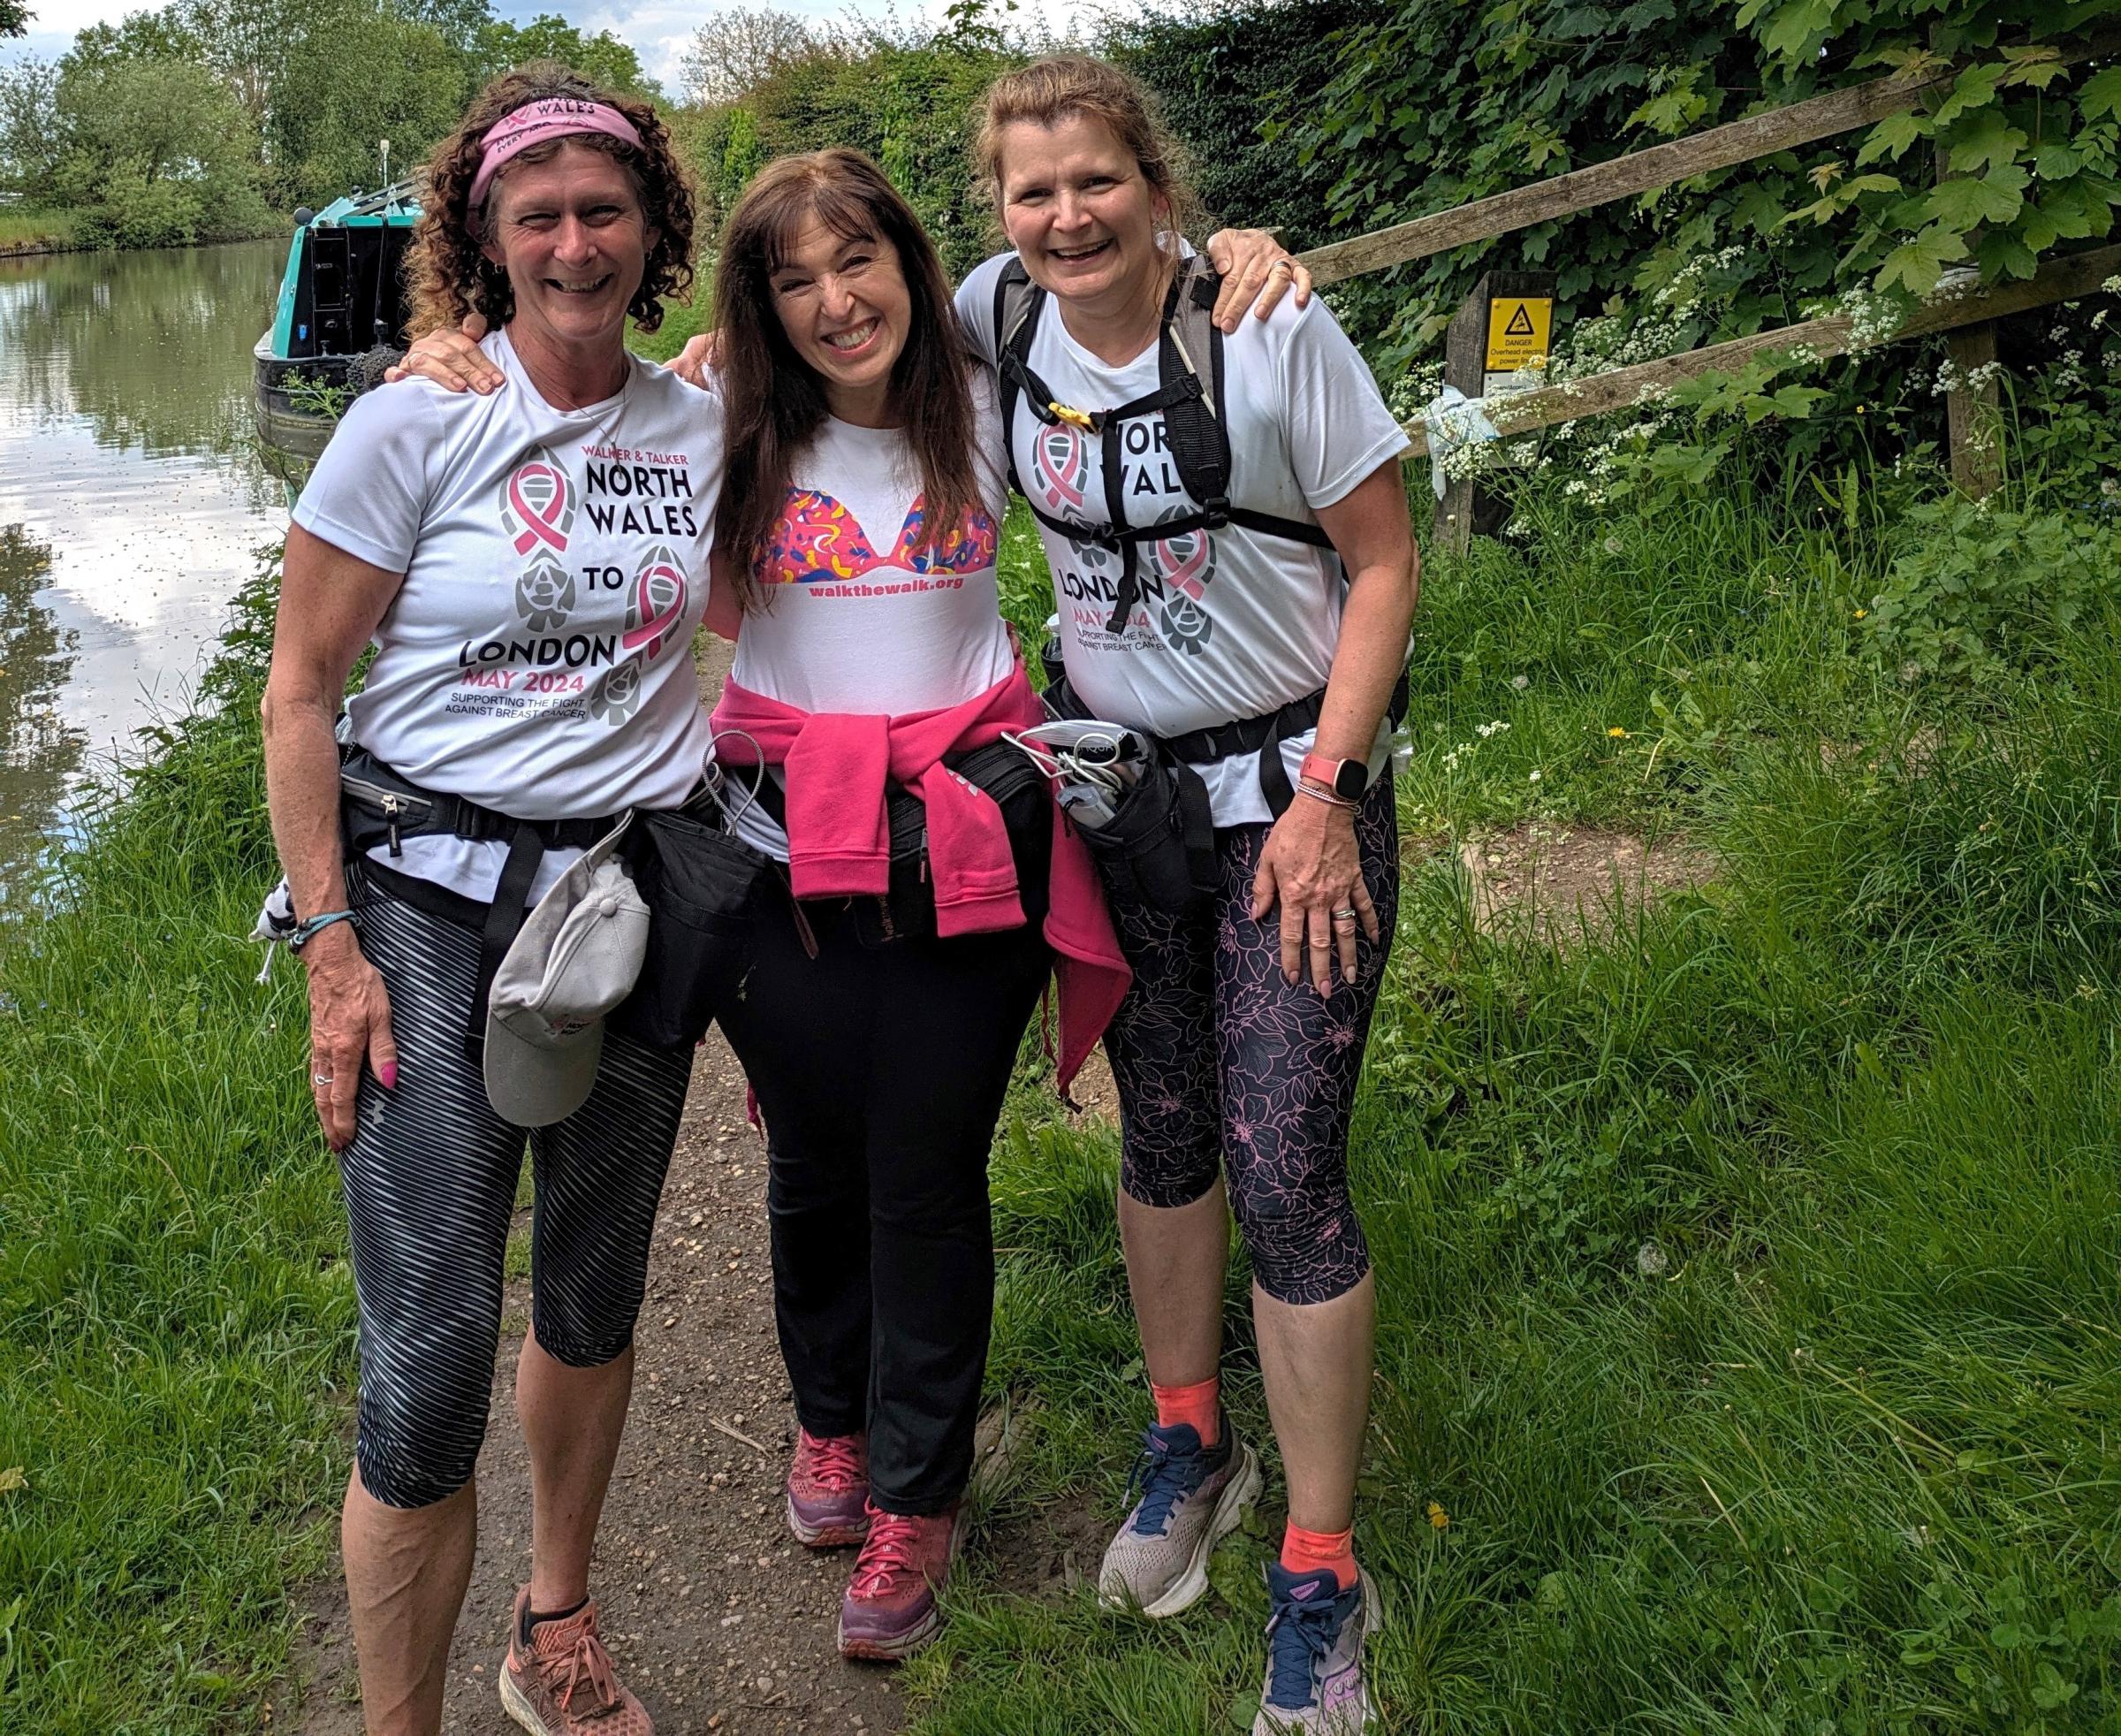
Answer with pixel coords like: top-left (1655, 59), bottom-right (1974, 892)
top-left (710, 665), bottom-right (1129, 1093)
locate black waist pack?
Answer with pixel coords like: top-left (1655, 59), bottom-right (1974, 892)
top-left (750, 740), bottom-right (1053, 947)
top-left (1075, 750), bottom-right (1219, 917)
top-left (608, 798), bottom-right (771, 1050)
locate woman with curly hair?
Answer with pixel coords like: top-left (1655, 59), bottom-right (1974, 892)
top-left (260, 63), bottom-right (715, 1736)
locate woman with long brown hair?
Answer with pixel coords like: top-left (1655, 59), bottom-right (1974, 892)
top-left (697, 148), bottom-right (1128, 1659)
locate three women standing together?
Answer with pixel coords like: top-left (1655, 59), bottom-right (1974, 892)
top-left (264, 49), bottom-right (1415, 1736)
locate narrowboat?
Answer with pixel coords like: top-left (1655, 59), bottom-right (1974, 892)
top-left (253, 180), bottom-right (419, 460)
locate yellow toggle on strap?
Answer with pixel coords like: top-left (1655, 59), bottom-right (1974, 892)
top-left (1049, 401), bottom-right (1096, 432)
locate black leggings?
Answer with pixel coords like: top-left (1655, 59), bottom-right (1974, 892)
top-left (718, 895), bottom-right (1051, 1515)
top-left (340, 875), bottom-right (692, 1509)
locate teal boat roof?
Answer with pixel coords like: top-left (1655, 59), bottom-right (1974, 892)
top-left (313, 179), bottom-right (421, 226)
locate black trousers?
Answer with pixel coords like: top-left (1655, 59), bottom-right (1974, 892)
top-left (717, 893), bottom-right (1051, 1514)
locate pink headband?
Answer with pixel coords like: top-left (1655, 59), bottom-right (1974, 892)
top-left (468, 97), bottom-right (645, 216)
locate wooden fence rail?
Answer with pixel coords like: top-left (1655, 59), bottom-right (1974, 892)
top-left (1301, 33), bottom-right (2121, 288)
top-left (1402, 241), bottom-right (2121, 460)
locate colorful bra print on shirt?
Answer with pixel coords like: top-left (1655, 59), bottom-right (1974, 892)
top-left (756, 486), bottom-right (1000, 587)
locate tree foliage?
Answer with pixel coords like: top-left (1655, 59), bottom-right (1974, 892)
top-left (680, 17), bottom-right (1025, 277)
top-left (0, 0), bottom-right (654, 239)
top-left (1293, 0), bottom-right (2121, 372)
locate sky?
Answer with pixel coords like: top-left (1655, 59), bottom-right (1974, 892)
top-left (2, 0), bottom-right (1068, 88)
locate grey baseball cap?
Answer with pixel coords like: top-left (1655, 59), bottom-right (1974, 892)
top-left (483, 814), bottom-right (650, 1128)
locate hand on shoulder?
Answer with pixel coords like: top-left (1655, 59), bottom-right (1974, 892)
top-left (385, 311), bottom-right (503, 394)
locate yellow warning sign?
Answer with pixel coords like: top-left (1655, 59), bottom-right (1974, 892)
top-left (1485, 296), bottom-right (1552, 373)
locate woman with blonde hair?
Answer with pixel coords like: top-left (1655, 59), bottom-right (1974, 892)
top-left (956, 55), bottom-right (1418, 1734)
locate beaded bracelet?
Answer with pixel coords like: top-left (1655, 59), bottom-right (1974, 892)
top-left (1296, 777), bottom-right (1358, 811)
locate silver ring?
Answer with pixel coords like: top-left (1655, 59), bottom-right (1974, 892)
top-left (312, 1072), bottom-right (334, 1085)
top-left (1331, 908), bottom-right (1358, 922)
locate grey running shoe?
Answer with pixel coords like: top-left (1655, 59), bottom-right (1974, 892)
top-left (1098, 1414), bottom-right (1263, 1618)
top-left (1251, 1562), bottom-right (1381, 1735)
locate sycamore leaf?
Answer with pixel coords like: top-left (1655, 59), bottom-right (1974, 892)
top-left (1977, 229), bottom-right (2039, 280)
top-left (1856, 110), bottom-right (1928, 165)
top-left (1747, 384), bottom-right (1827, 423)
top-left (1933, 63), bottom-right (2005, 128)
top-left (1730, 182), bottom-right (1788, 233)
top-left (0, 1467), bottom-right (24, 1495)
top-left (1927, 166), bottom-right (2027, 230)
top-left (2033, 142), bottom-right (2084, 181)
top-left (1876, 226), bottom-right (1969, 295)
top-left (2079, 65), bottom-right (2121, 122)
top-left (2018, 202), bottom-right (2061, 252)
top-left (2035, 182), bottom-right (2100, 240)
top-left (1809, 159), bottom-right (1845, 194)
top-left (1747, 0), bottom-right (1836, 66)
top-left (1948, 110), bottom-right (2028, 175)
top-left (1996, 45), bottom-right (2066, 90)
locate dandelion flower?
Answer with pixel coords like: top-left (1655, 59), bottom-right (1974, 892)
top-left (1426, 1501), bottom-right (1449, 1530)
top-left (1854, 608), bottom-right (1867, 620)
top-left (1510, 674), bottom-right (1529, 690)
top-left (1608, 727), bottom-right (1628, 739)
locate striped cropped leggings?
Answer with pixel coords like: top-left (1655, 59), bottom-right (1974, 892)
top-left (338, 873), bottom-right (691, 1509)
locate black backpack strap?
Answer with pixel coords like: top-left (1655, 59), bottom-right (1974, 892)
top-left (993, 259), bottom-right (1048, 502)
top-left (1101, 414), bottom-right (1137, 635)
top-left (1169, 758), bottom-right (1220, 902)
top-left (466, 821), bottom-right (544, 1063)
top-left (1159, 257), bottom-right (1234, 529)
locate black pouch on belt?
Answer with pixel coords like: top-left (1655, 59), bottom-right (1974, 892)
top-left (1074, 751), bottom-right (1219, 918)
top-left (609, 798), bottom-right (770, 1049)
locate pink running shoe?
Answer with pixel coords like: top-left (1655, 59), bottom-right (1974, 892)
top-left (498, 1586), bottom-right (652, 1735)
top-left (787, 1428), bottom-right (870, 1548)
top-left (835, 1501), bottom-right (965, 1661)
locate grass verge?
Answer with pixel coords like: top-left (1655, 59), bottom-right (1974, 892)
top-left (0, 557), bottom-right (351, 1732)
top-left (913, 471), bottom-right (2121, 1732)
top-left (0, 209), bottom-right (81, 253)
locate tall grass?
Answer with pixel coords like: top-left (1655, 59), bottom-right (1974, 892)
top-left (0, 209), bottom-right (80, 252)
top-left (0, 560), bottom-right (351, 1731)
top-left (914, 467), bottom-right (2121, 1733)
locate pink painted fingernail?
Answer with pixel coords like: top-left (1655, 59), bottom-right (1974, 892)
top-left (378, 1062), bottom-right (399, 1090)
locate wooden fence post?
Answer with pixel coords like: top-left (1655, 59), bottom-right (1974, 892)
top-left (1435, 278), bottom-right (1487, 555)
top-left (1934, 29), bottom-right (2003, 496)
top-left (1433, 271), bottom-right (1555, 553)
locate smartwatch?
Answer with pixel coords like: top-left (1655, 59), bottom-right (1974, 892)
top-left (1299, 750), bottom-right (1367, 802)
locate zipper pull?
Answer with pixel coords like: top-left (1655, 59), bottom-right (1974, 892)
top-left (381, 792), bottom-right (403, 857)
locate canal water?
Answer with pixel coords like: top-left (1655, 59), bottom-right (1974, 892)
top-left (0, 237), bottom-right (288, 911)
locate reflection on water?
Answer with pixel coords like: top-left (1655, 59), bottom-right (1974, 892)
top-left (0, 237), bottom-right (290, 910)
top-left (0, 524), bottom-right (84, 917)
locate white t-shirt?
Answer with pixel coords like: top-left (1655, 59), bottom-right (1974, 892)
top-left (956, 252), bottom-right (1410, 826)
top-left (293, 328), bottom-right (723, 902)
top-left (725, 375), bottom-right (1015, 860)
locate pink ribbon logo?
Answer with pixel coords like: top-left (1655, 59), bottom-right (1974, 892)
top-left (1033, 424), bottom-right (1088, 514)
top-left (1154, 527), bottom-right (1213, 602)
top-left (502, 453), bottom-right (574, 557)
top-left (622, 545), bottom-right (688, 660)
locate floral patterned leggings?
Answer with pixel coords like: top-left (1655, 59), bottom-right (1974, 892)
top-left (1102, 773), bottom-right (1399, 1306)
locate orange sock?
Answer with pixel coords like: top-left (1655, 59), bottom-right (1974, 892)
top-left (1150, 1376), bottom-right (1220, 1447)
top-left (1281, 1520), bottom-right (1357, 1590)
